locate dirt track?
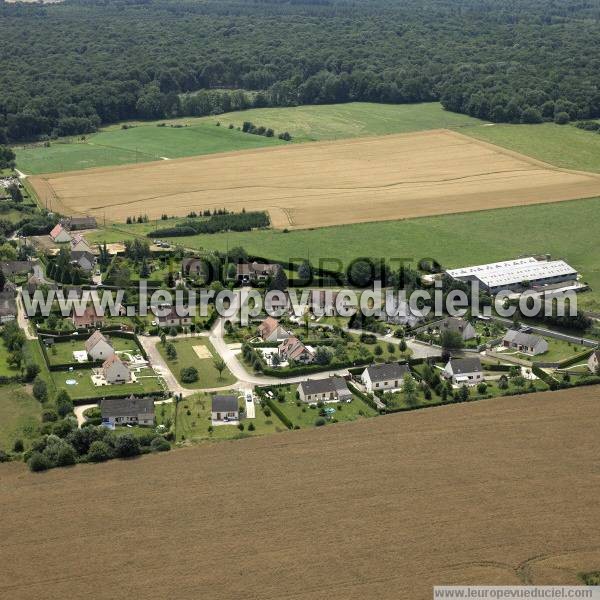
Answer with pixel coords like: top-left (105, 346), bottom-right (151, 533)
top-left (1, 387), bottom-right (599, 600)
top-left (29, 130), bottom-right (600, 229)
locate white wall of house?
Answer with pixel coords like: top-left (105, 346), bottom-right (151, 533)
top-left (211, 410), bottom-right (239, 422)
top-left (361, 370), bottom-right (404, 394)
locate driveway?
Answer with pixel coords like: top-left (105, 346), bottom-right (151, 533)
top-left (15, 291), bottom-right (37, 340)
top-left (74, 403), bottom-right (97, 427)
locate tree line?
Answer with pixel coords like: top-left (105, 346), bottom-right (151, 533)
top-left (1, 0), bottom-right (600, 143)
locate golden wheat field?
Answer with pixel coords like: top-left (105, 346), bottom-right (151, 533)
top-left (1, 387), bottom-right (599, 600)
top-left (29, 129), bottom-right (600, 229)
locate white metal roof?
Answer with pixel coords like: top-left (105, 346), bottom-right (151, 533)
top-left (446, 257), bottom-right (577, 288)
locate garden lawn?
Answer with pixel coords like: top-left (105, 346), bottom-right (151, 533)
top-left (51, 367), bottom-right (164, 401)
top-left (157, 337), bottom-right (235, 389)
top-left (163, 393), bottom-right (286, 443)
top-left (0, 385), bottom-right (42, 451)
top-left (268, 384), bottom-right (378, 429)
top-left (529, 338), bottom-right (586, 364)
top-left (46, 336), bottom-right (140, 366)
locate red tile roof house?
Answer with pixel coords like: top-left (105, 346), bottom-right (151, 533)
top-left (72, 305), bottom-right (104, 329)
top-left (257, 317), bottom-right (291, 342)
top-left (49, 223), bottom-right (72, 243)
top-left (278, 336), bottom-right (315, 364)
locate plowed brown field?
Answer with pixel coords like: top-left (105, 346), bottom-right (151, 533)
top-left (29, 129), bottom-right (600, 229)
top-left (1, 387), bottom-right (599, 600)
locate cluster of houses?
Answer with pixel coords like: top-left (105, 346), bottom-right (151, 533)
top-left (49, 225), bottom-right (97, 273)
top-left (0, 259), bottom-right (39, 323)
top-left (257, 316), bottom-right (316, 365)
top-left (85, 330), bottom-right (133, 385)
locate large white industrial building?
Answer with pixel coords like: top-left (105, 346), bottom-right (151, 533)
top-left (445, 257), bottom-right (578, 294)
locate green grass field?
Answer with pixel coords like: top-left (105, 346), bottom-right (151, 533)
top-left (0, 385), bottom-right (42, 451)
top-left (467, 123), bottom-right (600, 173)
top-left (15, 122), bottom-right (285, 175)
top-left (151, 197), bottom-right (600, 312)
top-left (15, 103), bottom-right (483, 175)
top-left (157, 337), bottom-right (235, 389)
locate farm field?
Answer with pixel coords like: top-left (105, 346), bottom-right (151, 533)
top-left (1, 387), bottom-right (599, 599)
top-left (156, 337), bottom-right (235, 389)
top-left (14, 103), bottom-right (483, 175)
top-left (27, 130), bottom-right (600, 229)
top-left (161, 196), bottom-right (600, 312)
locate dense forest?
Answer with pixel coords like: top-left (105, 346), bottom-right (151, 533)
top-left (1, 0), bottom-right (599, 142)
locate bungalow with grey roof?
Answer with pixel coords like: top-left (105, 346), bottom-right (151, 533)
top-left (361, 362), bottom-right (411, 394)
top-left (211, 395), bottom-right (239, 424)
top-left (443, 357), bottom-right (483, 386)
top-left (101, 396), bottom-right (154, 429)
top-left (502, 330), bottom-right (548, 356)
top-left (297, 377), bottom-right (352, 404)
top-left (439, 317), bottom-right (476, 341)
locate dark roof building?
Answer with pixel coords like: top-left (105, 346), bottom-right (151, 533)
top-left (297, 376), bottom-right (352, 402)
top-left (61, 216), bottom-right (98, 230)
top-left (446, 357), bottom-right (482, 374)
top-left (211, 395), bottom-right (239, 413)
top-left (100, 396), bottom-right (154, 427)
top-left (363, 363), bottom-right (410, 383)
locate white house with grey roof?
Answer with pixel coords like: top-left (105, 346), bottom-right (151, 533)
top-left (211, 395), bottom-right (240, 424)
top-left (85, 330), bottom-right (114, 361)
top-left (438, 317), bottom-right (476, 341)
top-left (101, 396), bottom-right (154, 429)
top-left (361, 362), bottom-right (411, 394)
top-left (446, 257), bottom-right (578, 294)
top-left (502, 330), bottom-right (548, 356)
top-left (443, 357), bottom-right (483, 386)
top-left (297, 377), bottom-right (352, 404)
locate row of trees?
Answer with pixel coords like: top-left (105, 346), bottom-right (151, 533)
top-left (2, 0), bottom-right (600, 142)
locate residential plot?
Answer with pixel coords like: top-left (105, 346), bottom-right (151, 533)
top-left (28, 130), bottom-right (600, 229)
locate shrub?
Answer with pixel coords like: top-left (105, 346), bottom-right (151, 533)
top-left (237, 423), bottom-right (245, 431)
top-left (28, 451), bottom-right (52, 472)
top-left (180, 366), bottom-right (199, 383)
top-left (87, 440), bottom-right (112, 462)
top-left (32, 376), bottom-right (48, 402)
top-left (150, 437), bottom-right (171, 452)
top-left (12, 439), bottom-right (24, 453)
top-left (41, 408), bottom-right (59, 422)
top-left (314, 418), bottom-right (326, 427)
top-left (114, 434), bottom-right (141, 458)
top-left (0, 449), bottom-right (10, 463)
top-left (248, 422), bottom-right (255, 431)
top-left (477, 382), bottom-right (488, 394)
top-left (55, 444), bottom-right (77, 466)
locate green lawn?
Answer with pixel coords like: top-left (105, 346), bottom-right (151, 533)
top-left (512, 337), bottom-right (586, 364)
top-left (159, 393), bottom-right (286, 443)
top-left (466, 123), bottom-right (600, 173)
top-left (0, 342), bottom-right (21, 377)
top-left (46, 336), bottom-right (140, 365)
top-left (15, 102), bottom-right (483, 175)
top-left (157, 337), bottom-right (235, 389)
top-left (51, 367), bottom-right (164, 401)
top-left (265, 384), bottom-right (378, 429)
top-left (0, 384), bottom-right (42, 451)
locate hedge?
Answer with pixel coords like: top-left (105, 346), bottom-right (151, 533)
top-left (483, 363), bottom-right (512, 372)
top-left (72, 389), bottom-right (167, 406)
top-left (261, 356), bottom-right (371, 378)
top-left (262, 395), bottom-right (294, 429)
top-left (555, 348), bottom-right (594, 369)
top-left (531, 365), bottom-right (558, 386)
